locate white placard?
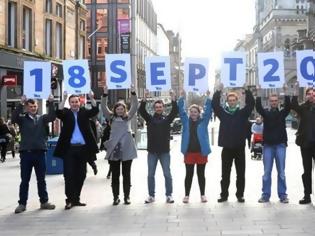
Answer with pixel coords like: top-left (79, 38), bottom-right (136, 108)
top-left (145, 56), bottom-right (171, 92)
top-left (258, 52), bottom-right (285, 89)
top-left (23, 61), bottom-right (51, 99)
top-left (106, 54), bottom-right (131, 90)
top-left (63, 59), bottom-right (91, 94)
top-left (296, 50), bottom-right (315, 87)
top-left (184, 58), bottom-right (209, 93)
top-left (221, 52), bottom-right (246, 88)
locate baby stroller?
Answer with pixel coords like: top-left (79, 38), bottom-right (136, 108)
top-left (251, 133), bottom-right (263, 160)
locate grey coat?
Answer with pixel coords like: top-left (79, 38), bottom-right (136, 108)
top-left (101, 94), bottom-right (138, 161)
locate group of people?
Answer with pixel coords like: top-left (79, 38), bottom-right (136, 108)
top-left (0, 117), bottom-right (18, 162)
top-left (10, 81), bottom-right (315, 214)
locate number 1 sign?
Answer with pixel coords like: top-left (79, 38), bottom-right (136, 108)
top-left (23, 61), bottom-right (51, 99)
top-left (63, 60), bottom-right (91, 94)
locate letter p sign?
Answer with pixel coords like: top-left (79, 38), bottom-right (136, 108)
top-left (184, 58), bottom-right (209, 93)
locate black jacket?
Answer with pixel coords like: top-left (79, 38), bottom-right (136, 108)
top-left (212, 90), bottom-right (255, 148)
top-left (256, 96), bottom-right (290, 145)
top-left (291, 96), bottom-right (315, 147)
top-left (11, 102), bottom-right (55, 151)
top-left (54, 106), bottom-right (99, 158)
top-left (138, 100), bottom-right (178, 153)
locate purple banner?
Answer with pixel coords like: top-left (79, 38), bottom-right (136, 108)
top-left (117, 19), bottom-right (130, 34)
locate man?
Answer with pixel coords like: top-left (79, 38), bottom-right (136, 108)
top-left (291, 84), bottom-right (315, 204)
top-left (256, 85), bottom-right (290, 203)
top-left (54, 91), bottom-right (99, 210)
top-left (212, 84), bottom-right (255, 203)
top-left (139, 90), bottom-right (178, 204)
top-left (12, 95), bottom-right (56, 214)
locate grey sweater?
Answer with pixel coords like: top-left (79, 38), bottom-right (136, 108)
top-left (11, 102), bottom-right (56, 151)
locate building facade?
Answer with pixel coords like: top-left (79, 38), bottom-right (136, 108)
top-left (0, 0), bottom-right (88, 119)
top-left (85, 0), bottom-right (157, 103)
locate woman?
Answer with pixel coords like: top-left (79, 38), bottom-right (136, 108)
top-left (0, 117), bottom-right (11, 162)
top-left (101, 85), bottom-right (138, 205)
top-left (178, 90), bottom-right (212, 203)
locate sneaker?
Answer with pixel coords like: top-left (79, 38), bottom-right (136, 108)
top-left (258, 197), bottom-right (270, 203)
top-left (14, 204), bottom-right (26, 214)
top-left (280, 197), bottom-right (289, 204)
top-left (183, 196), bottom-right (189, 204)
top-left (144, 196), bottom-right (155, 204)
top-left (166, 196), bottom-right (174, 204)
top-left (40, 202), bottom-right (56, 210)
top-left (201, 195), bottom-right (208, 203)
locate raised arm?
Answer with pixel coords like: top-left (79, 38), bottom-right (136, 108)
top-left (241, 89), bottom-right (255, 117)
top-left (177, 90), bottom-right (188, 122)
top-left (11, 96), bottom-right (26, 125)
top-left (202, 90), bottom-right (213, 124)
top-left (127, 91), bottom-right (139, 120)
top-left (255, 97), bottom-right (266, 117)
top-left (86, 91), bottom-right (99, 118)
top-left (166, 90), bottom-right (178, 123)
top-left (211, 90), bottom-right (224, 119)
top-left (43, 95), bottom-right (56, 123)
top-left (56, 92), bottom-right (68, 120)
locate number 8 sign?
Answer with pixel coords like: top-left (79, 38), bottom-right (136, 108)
top-left (23, 61), bottom-right (51, 99)
top-left (63, 59), bottom-right (90, 94)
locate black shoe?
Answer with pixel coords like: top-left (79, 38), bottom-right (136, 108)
top-left (73, 202), bottom-right (87, 207)
top-left (237, 197), bottom-right (245, 203)
top-left (65, 202), bottom-right (73, 210)
top-left (113, 198), bottom-right (120, 206)
top-left (217, 197), bottom-right (228, 203)
top-left (124, 197), bottom-right (131, 205)
top-left (299, 195), bottom-right (311, 204)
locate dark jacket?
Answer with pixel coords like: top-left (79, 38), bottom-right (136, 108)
top-left (256, 96), bottom-right (290, 145)
top-left (0, 124), bottom-right (10, 136)
top-left (11, 102), bottom-right (56, 151)
top-left (212, 90), bottom-right (255, 148)
top-left (54, 106), bottom-right (99, 158)
top-left (138, 100), bottom-right (178, 154)
top-left (291, 96), bottom-right (315, 147)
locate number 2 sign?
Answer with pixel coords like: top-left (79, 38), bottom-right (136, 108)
top-left (23, 61), bottom-right (51, 99)
top-left (258, 52), bottom-right (285, 89)
top-left (62, 59), bottom-right (91, 94)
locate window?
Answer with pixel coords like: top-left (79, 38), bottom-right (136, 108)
top-left (8, 2), bottom-right (17, 47)
top-left (96, 0), bottom-right (108, 3)
top-left (45, 19), bottom-right (52, 56)
top-left (117, 8), bottom-right (129, 19)
top-left (80, 19), bottom-right (85, 31)
top-left (56, 23), bottom-right (62, 58)
top-left (118, 0), bottom-right (129, 3)
top-left (79, 36), bottom-right (85, 59)
top-left (96, 37), bottom-right (108, 60)
top-left (96, 9), bottom-right (108, 32)
top-left (22, 7), bottom-right (32, 51)
top-left (56, 3), bottom-right (63, 17)
top-left (296, 5), bottom-right (300, 14)
top-left (87, 10), bottom-right (91, 33)
top-left (45, 0), bottom-right (52, 13)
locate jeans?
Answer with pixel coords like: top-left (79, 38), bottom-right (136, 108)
top-left (220, 147), bottom-right (245, 199)
top-left (147, 152), bottom-right (173, 197)
top-left (262, 143), bottom-right (287, 200)
top-left (18, 151), bottom-right (48, 205)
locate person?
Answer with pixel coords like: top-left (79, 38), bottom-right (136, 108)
top-left (8, 122), bottom-right (17, 158)
top-left (101, 85), bottom-right (138, 205)
top-left (291, 84), bottom-right (315, 204)
top-left (54, 91), bottom-right (99, 210)
top-left (100, 119), bottom-right (112, 179)
top-left (11, 95), bottom-right (56, 214)
top-left (178, 90), bottom-right (212, 203)
top-left (256, 85), bottom-right (291, 203)
top-left (251, 117), bottom-right (263, 135)
top-left (212, 84), bottom-right (255, 203)
top-left (0, 117), bottom-right (11, 162)
top-left (138, 89), bottom-right (178, 204)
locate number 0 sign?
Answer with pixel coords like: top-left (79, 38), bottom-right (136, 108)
top-left (63, 60), bottom-right (91, 94)
top-left (23, 61), bottom-right (51, 99)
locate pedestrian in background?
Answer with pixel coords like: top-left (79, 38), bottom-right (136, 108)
top-left (12, 95), bottom-right (56, 214)
top-left (291, 83), bottom-right (315, 204)
top-left (0, 117), bottom-right (11, 162)
top-left (256, 85), bottom-right (291, 203)
top-left (178, 89), bottom-right (212, 203)
top-left (7, 121), bottom-right (17, 158)
top-left (138, 89), bottom-right (178, 204)
top-left (101, 85), bottom-right (138, 205)
top-left (54, 91), bottom-right (99, 210)
top-left (212, 83), bottom-right (255, 203)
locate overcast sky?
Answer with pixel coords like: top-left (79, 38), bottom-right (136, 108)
top-left (152, 0), bottom-right (256, 70)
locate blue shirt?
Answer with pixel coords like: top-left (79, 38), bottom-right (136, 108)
top-left (70, 111), bottom-right (86, 145)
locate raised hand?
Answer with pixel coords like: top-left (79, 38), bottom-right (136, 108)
top-left (21, 95), bottom-right (27, 104)
top-left (103, 85), bottom-right (108, 94)
top-left (130, 84), bottom-right (136, 93)
top-left (63, 91), bottom-right (68, 101)
top-left (180, 89), bottom-right (186, 98)
top-left (88, 90), bottom-right (94, 100)
top-left (169, 89), bottom-right (176, 101)
top-left (206, 90), bottom-right (211, 97)
top-left (48, 94), bottom-right (54, 102)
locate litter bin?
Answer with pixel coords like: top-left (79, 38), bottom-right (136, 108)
top-left (46, 137), bottom-right (63, 174)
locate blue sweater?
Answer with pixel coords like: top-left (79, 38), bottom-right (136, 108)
top-left (178, 97), bottom-right (212, 156)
